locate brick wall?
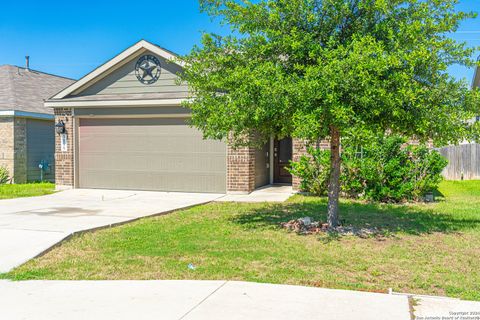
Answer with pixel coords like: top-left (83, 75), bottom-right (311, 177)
top-left (0, 117), bottom-right (14, 182)
top-left (0, 117), bottom-right (28, 183)
top-left (54, 108), bottom-right (74, 188)
top-left (227, 144), bottom-right (256, 194)
top-left (13, 118), bottom-right (27, 183)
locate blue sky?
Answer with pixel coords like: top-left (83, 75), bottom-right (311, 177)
top-left (0, 0), bottom-right (479, 83)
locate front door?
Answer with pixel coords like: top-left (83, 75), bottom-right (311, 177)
top-left (274, 137), bottom-right (292, 184)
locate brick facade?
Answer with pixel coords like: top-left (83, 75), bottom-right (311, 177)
top-left (226, 144), bottom-right (256, 194)
top-left (54, 108), bottom-right (74, 188)
top-left (0, 117), bottom-right (14, 182)
top-left (0, 117), bottom-right (28, 183)
top-left (13, 118), bottom-right (27, 183)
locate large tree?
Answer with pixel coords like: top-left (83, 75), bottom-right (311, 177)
top-left (181, 0), bottom-right (480, 228)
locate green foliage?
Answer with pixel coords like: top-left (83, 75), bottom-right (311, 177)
top-left (0, 182), bottom-right (55, 199)
top-left (0, 166), bottom-right (9, 184)
top-left (182, 0), bottom-right (480, 147)
top-left (290, 135), bottom-right (448, 202)
top-left (289, 146), bottom-right (330, 196)
top-left (181, 0), bottom-right (480, 223)
top-left (342, 136), bottom-right (448, 202)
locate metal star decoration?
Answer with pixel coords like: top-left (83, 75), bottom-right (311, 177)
top-left (135, 55), bottom-right (161, 84)
top-left (139, 60), bottom-right (157, 80)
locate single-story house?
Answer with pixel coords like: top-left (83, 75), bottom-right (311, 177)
top-left (45, 40), bottom-right (310, 193)
top-left (0, 63), bottom-right (74, 183)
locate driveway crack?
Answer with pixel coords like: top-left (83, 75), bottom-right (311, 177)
top-left (178, 281), bottom-right (228, 320)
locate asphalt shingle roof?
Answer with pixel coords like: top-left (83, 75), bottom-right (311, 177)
top-left (0, 65), bottom-right (74, 115)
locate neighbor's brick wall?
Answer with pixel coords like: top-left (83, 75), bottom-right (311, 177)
top-left (54, 108), bottom-right (74, 188)
top-left (227, 144), bottom-right (256, 193)
top-left (0, 117), bottom-right (28, 183)
top-left (0, 117), bottom-right (14, 182)
top-left (13, 118), bottom-right (27, 183)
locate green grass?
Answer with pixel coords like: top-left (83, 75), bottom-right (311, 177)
top-left (0, 182), bottom-right (55, 199)
top-left (3, 180), bottom-right (480, 301)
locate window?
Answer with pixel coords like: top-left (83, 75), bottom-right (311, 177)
top-left (355, 146), bottom-right (364, 159)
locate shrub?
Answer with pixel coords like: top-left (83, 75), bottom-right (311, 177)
top-left (0, 166), bottom-right (10, 184)
top-left (289, 146), bottom-right (330, 196)
top-left (289, 135), bottom-right (448, 202)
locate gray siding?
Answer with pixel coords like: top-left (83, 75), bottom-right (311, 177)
top-left (255, 141), bottom-right (270, 188)
top-left (26, 119), bottom-right (55, 182)
top-left (75, 51), bottom-right (187, 97)
top-left (78, 117), bottom-right (226, 193)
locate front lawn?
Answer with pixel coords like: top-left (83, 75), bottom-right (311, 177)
top-left (0, 182), bottom-right (55, 199)
top-left (3, 180), bottom-right (480, 301)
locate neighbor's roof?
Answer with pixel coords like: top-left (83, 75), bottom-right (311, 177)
top-left (0, 65), bottom-right (74, 115)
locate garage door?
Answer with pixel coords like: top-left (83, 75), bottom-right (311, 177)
top-left (78, 118), bottom-right (226, 193)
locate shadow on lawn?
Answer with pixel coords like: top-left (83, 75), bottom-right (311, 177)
top-left (232, 196), bottom-right (480, 236)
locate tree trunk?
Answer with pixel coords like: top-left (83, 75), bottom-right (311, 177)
top-left (327, 126), bottom-right (341, 229)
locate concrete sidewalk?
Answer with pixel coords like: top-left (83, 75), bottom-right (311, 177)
top-left (0, 280), bottom-right (411, 320)
top-left (217, 185), bottom-right (293, 202)
top-left (413, 294), bottom-right (480, 318)
top-left (0, 189), bottom-right (222, 272)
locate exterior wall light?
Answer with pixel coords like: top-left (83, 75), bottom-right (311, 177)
top-left (55, 120), bottom-right (65, 135)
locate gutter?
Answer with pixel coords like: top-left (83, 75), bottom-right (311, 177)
top-left (0, 110), bottom-right (54, 120)
top-left (44, 98), bottom-right (188, 108)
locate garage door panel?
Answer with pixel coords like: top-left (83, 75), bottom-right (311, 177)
top-left (79, 170), bottom-right (226, 193)
top-left (79, 118), bottom-right (226, 193)
top-left (80, 152), bottom-right (226, 172)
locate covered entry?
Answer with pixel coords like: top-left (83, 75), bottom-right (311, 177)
top-left (78, 117), bottom-right (226, 193)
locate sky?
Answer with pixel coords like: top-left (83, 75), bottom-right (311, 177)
top-left (0, 0), bottom-right (479, 83)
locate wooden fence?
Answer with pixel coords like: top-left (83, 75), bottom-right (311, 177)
top-left (437, 144), bottom-right (480, 180)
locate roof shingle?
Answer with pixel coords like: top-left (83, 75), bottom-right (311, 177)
top-left (0, 65), bottom-right (74, 115)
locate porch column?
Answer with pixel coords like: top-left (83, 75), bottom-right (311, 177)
top-left (54, 107), bottom-right (74, 189)
top-left (227, 144), bottom-right (256, 194)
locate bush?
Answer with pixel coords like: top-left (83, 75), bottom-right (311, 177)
top-left (0, 166), bottom-right (10, 184)
top-left (289, 135), bottom-right (448, 202)
top-left (289, 146), bottom-right (330, 196)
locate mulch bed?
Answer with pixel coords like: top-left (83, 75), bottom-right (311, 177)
top-left (280, 217), bottom-right (383, 238)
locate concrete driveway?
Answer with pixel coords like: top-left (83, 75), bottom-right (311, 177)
top-left (0, 189), bottom-right (222, 272)
top-left (0, 280), bottom-right (411, 320)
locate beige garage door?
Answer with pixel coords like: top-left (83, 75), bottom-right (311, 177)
top-left (78, 118), bottom-right (226, 193)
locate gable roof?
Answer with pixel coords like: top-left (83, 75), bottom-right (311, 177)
top-left (48, 40), bottom-right (185, 103)
top-left (0, 65), bottom-right (74, 115)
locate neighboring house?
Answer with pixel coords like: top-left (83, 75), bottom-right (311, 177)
top-left (46, 40), bottom-right (307, 193)
top-left (0, 64), bottom-right (74, 183)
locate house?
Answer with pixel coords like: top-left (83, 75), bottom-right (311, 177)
top-left (0, 63), bottom-right (74, 183)
top-left (45, 40), bottom-right (307, 193)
